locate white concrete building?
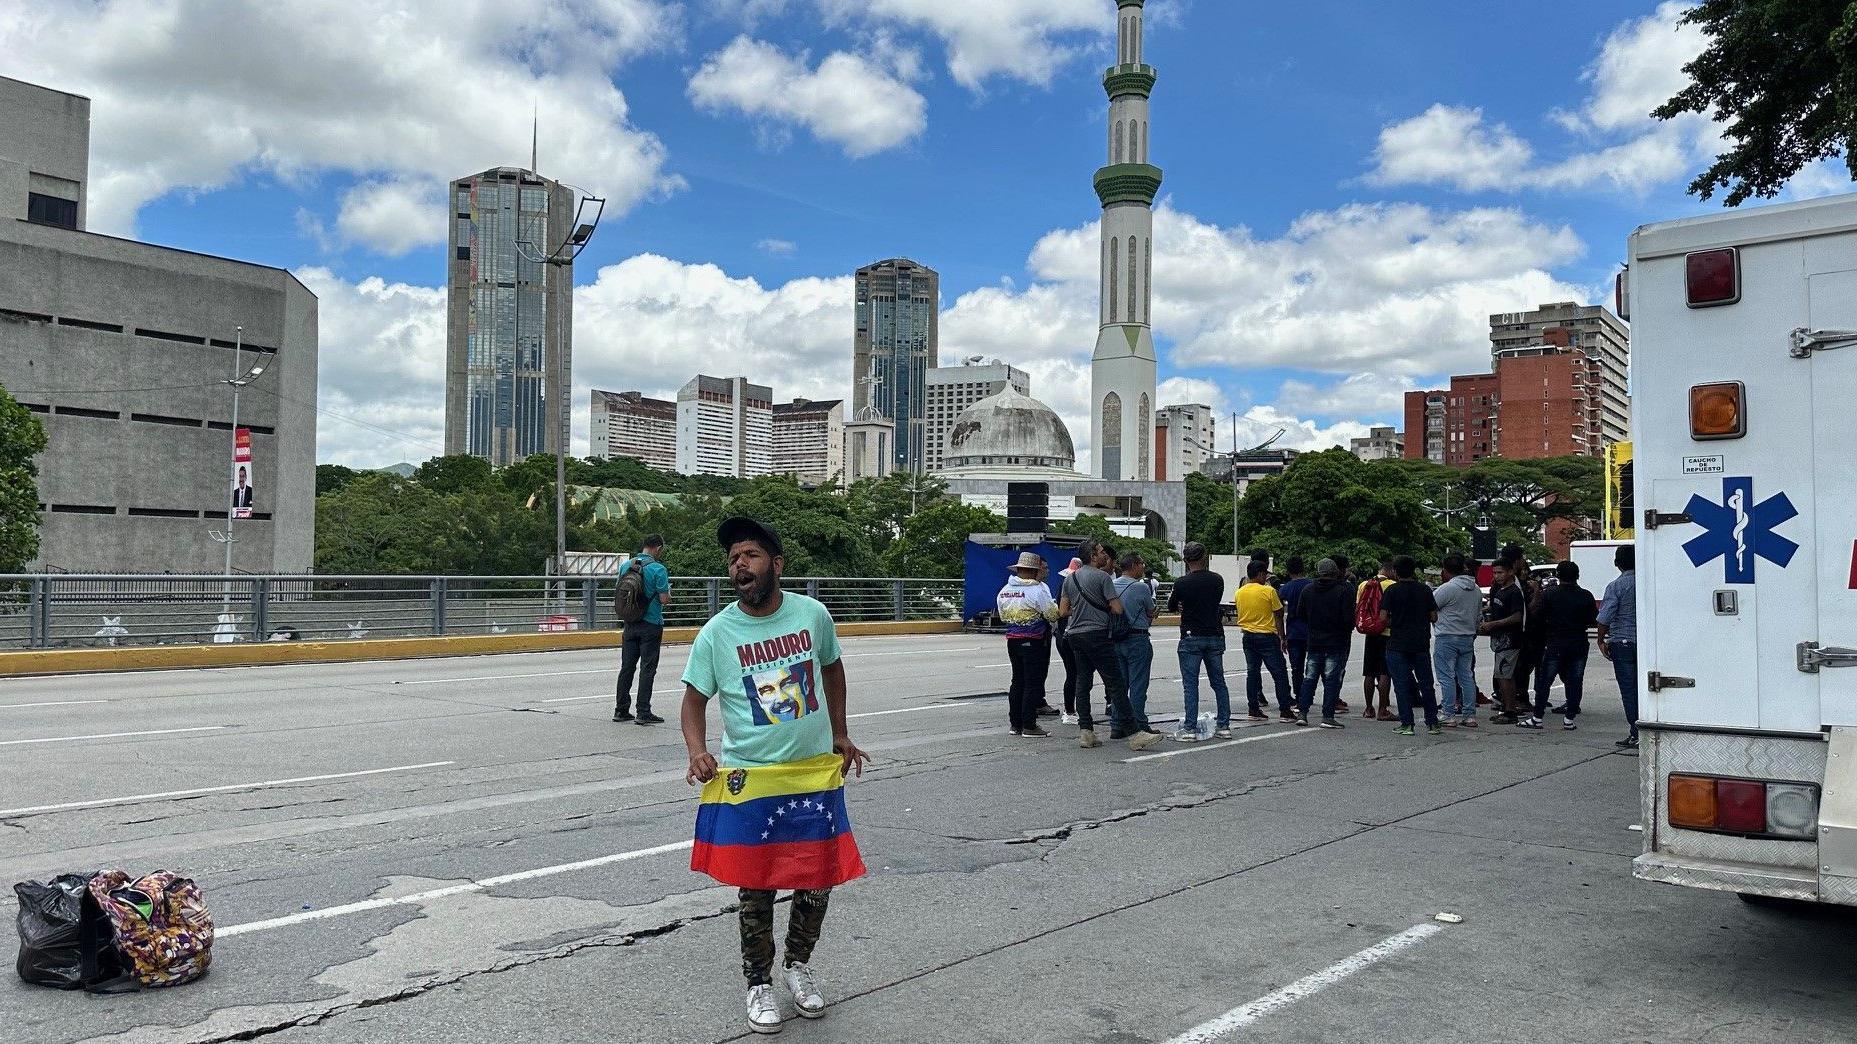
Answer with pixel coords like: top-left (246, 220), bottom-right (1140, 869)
top-left (1090, 0), bottom-right (1161, 481)
top-left (589, 389), bottom-right (675, 470)
top-left (925, 358), bottom-right (1029, 473)
top-left (1155, 403), bottom-right (1215, 480)
top-left (843, 407), bottom-right (895, 485)
top-left (771, 397), bottom-right (844, 486)
top-left (0, 75), bottom-right (318, 573)
top-left (1350, 425), bottom-right (1404, 461)
top-left (675, 375), bottom-right (772, 478)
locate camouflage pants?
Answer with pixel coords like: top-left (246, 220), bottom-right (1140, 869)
top-left (739, 888), bottom-right (832, 986)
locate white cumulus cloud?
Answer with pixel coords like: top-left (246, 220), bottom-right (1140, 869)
top-left (4, 0), bottom-right (681, 252)
top-left (688, 36), bottom-right (927, 157)
top-left (1367, 2), bottom-right (1710, 195)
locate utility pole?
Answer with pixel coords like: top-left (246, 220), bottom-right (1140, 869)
top-left (210, 327), bottom-right (268, 618)
top-left (1230, 411), bottom-right (1240, 555)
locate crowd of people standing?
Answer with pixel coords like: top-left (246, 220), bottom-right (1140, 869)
top-left (995, 538), bottom-right (1640, 750)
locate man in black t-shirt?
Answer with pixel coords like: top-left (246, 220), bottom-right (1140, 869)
top-left (1479, 558), bottom-right (1528, 724)
top-left (1522, 560), bottom-right (1598, 731)
top-left (1376, 555), bottom-right (1441, 735)
top-left (1167, 542), bottom-right (1232, 740)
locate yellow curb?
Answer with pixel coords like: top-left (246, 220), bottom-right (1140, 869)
top-left (0, 619), bottom-right (966, 676)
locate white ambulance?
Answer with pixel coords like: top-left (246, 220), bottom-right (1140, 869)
top-left (1624, 191), bottom-right (1857, 905)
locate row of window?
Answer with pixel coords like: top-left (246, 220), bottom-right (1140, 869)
top-left (17, 401), bottom-right (275, 435)
top-left (41, 503), bottom-right (273, 521)
top-left (0, 307), bottom-right (281, 356)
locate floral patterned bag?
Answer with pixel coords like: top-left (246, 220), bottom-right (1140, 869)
top-left (86, 871), bottom-right (213, 988)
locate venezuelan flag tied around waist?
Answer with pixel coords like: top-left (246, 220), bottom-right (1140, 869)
top-left (694, 752), bottom-right (866, 891)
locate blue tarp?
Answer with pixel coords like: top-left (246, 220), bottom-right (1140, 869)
top-left (962, 540), bottom-right (1077, 623)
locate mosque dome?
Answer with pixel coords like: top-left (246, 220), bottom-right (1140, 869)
top-left (942, 388), bottom-right (1076, 472)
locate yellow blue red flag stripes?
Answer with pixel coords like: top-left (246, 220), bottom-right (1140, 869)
top-left (693, 753), bottom-right (866, 891)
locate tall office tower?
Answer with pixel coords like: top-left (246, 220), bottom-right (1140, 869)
top-left (1489, 301), bottom-right (1631, 450)
top-left (851, 258), bottom-right (938, 473)
top-left (1089, 0), bottom-right (1161, 480)
top-left (445, 166), bottom-right (575, 467)
top-left (1154, 403), bottom-right (1215, 480)
top-left (676, 375), bottom-right (773, 478)
top-left (771, 398), bottom-right (845, 486)
top-left (924, 358), bottom-right (1030, 472)
top-left (589, 390), bottom-right (676, 471)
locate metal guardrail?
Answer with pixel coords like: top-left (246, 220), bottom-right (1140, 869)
top-left (0, 575), bottom-right (965, 650)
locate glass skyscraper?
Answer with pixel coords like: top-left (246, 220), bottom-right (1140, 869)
top-left (445, 166), bottom-right (574, 466)
top-left (851, 258), bottom-right (938, 474)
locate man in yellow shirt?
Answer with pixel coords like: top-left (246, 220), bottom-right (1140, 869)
top-left (1236, 561), bottom-right (1295, 721)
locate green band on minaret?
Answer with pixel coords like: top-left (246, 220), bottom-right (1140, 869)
top-left (1102, 64), bottom-right (1156, 99)
top-left (1093, 163), bottom-right (1164, 206)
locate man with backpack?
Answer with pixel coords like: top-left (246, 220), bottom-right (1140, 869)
top-left (615, 535), bottom-right (672, 725)
top-left (1056, 539), bottom-right (1163, 751)
top-left (1357, 559), bottom-right (1396, 721)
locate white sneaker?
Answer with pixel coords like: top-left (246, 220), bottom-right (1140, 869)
top-left (1060, 712), bottom-right (1077, 725)
top-left (783, 962), bottom-right (826, 1019)
top-left (746, 984), bottom-right (783, 1034)
top-left (1172, 729), bottom-right (1200, 743)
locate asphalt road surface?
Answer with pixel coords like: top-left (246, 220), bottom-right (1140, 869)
top-left (3, 632), bottom-right (1854, 1044)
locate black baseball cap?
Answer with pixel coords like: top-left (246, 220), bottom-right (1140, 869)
top-left (717, 517), bottom-right (784, 557)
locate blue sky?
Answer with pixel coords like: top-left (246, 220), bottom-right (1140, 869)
top-left (9, 0), bottom-right (1848, 467)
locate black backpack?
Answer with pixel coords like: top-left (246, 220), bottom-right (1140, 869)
top-left (614, 559), bottom-right (648, 624)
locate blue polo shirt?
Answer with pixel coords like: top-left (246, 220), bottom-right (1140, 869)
top-left (622, 553), bottom-right (671, 626)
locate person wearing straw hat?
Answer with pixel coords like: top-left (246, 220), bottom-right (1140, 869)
top-left (997, 551), bottom-right (1059, 737)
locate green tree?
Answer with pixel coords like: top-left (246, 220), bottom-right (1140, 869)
top-left (1184, 471), bottom-right (1235, 553)
top-left (314, 473), bottom-right (455, 573)
top-left (1655, 0), bottom-right (1857, 205)
top-left (845, 471), bottom-right (949, 554)
top-left (0, 384), bottom-right (47, 572)
top-left (415, 454), bottom-right (495, 494)
top-left (1385, 455), bottom-right (1604, 552)
top-left (316, 463), bottom-right (362, 497)
top-left (883, 501), bottom-right (1004, 578)
top-left (1235, 448), bottom-right (1461, 569)
top-left (720, 476), bottom-right (880, 576)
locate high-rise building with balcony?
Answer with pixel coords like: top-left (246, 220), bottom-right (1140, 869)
top-left (676, 375), bottom-right (772, 478)
top-left (772, 397), bottom-right (844, 486)
top-left (1154, 403), bottom-right (1215, 480)
top-left (851, 258), bottom-right (938, 474)
top-left (1489, 301), bottom-right (1630, 451)
top-left (589, 390), bottom-right (676, 471)
top-left (445, 166), bottom-right (575, 467)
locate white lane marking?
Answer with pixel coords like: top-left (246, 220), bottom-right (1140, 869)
top-left (1160, 923), bottom-right (1445, 1043)
top-left (1123, 726), bottom-right (1315, 763)
top-left (397, 669), bottom-right (612, 686)
top-left (847, 703), bottom-right (967, 720)
top-left (967, 663), bottom-right (1010, 669)
top-left (218, 840), bottom-right (695, 937)
top-left (540, 687), bottom-right (683, 704)
top-left (0, 699), bottom-right (110, 709)
top-left (0, 725), bottom-right (226, 747)
top-left (0, 762), bottom-right (456, 818)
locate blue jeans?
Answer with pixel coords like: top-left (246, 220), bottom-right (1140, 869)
top-left (1535, 639), bottom-right (1590, 718)
top-left (1298, 647), bottom-right (1349, 719)
top-left (1116, 634), bottom-right (1154, 732)
top-left (1178, 634), bottom-right (1231, 730)
top-left (1433, 634), bottom-right (1477, 719)
top-left (1384, 647), bottom-right (1440, 728)
top-left (1242, 632), bottom-right (1293, 713)
top-left (1611, 640), bottom-right (1639, 737)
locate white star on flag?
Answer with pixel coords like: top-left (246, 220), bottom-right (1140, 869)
top-left (776, 807), bottom-right (786, 816)
top-left (762, 831), bottom-right (770, 840)
top-left (801, 799), bottom-right (813, 809)
top-left (766, 817), bottom-right (775, 826)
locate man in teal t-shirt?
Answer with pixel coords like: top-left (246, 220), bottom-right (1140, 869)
top-left (682, 517), bottom-right (870, 1034)
top-left (614, 534), bottom-right (672, 724)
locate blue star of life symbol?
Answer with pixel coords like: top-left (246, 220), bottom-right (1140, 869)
top-left (1682, 476), bottom-right (1799, 584)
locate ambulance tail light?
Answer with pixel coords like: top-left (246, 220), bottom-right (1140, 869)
top-left (1668, 774), bottom-right (1819, 840)
top-left (1686, 247), bottom-right (1739, 307)
top-left (1689, 382), bottom-right (1745, 440)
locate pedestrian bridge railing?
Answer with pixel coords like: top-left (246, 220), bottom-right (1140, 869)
top-left (0, 575), bottom-right (965, 650)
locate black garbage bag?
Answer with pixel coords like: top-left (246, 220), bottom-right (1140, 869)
top-left (14, 874), bottom-right (119, 989)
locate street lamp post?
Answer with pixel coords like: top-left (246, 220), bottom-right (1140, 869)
top-left (516, 192), bottom-right (605, 588)
top-left (209, 327), bottom-right (268, 619)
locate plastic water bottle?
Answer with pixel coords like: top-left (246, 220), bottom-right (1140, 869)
top-left (1196, 712), bottom-right (1215, 740)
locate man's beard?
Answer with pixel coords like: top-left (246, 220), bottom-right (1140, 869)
top-left (738, 570), bottom-right (779, 610)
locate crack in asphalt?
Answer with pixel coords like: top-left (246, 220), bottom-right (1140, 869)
top-left (176, 901), bottom-right (741, 1044)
